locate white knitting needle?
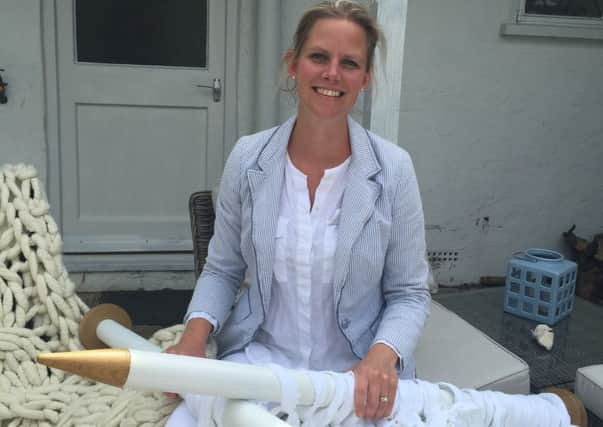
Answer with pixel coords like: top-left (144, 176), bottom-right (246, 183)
top-left (38, 348), bottom-right (323, 406)
top-left (78, 304), bottom-right (157, 352)
top-left (76, 304), bottom-right (334, 405)
top-left (97, 318), bottom-right (159, 352)
top-left (74, 304), bottom-right (290, 427)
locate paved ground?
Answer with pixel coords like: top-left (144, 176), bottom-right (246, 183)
top-left (79, 289), bottom-right (192, 338)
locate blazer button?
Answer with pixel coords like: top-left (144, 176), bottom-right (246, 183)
top-left (341, 318), bottom-right (350, 329)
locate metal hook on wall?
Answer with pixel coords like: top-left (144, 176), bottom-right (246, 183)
top-left (0, 69), bottom-right (8, 104)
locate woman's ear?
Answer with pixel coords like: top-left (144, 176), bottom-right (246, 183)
top-left (362, 69), bottom-right (372, 89)
top-left (285, 50), bottom-right (297, 77)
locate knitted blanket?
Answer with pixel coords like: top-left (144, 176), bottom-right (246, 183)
top-left (0, 164), bottom-right (184, 426)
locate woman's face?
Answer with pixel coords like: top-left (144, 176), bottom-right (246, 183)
top-left (288, 18), bottom-right (371, 122)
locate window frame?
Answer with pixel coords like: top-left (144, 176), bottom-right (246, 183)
top-left (501, 0), bottom-right (603, 40)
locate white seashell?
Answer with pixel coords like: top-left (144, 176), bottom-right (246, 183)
top-left (531, 324), bottom-right (554, 351)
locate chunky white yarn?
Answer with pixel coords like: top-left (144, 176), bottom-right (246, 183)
top-left (266, 371), bottom-right (571, 427)
top-left (181, 367), bottom-right (571, 427)
top-left (0, 164), bottom-right (185, 426)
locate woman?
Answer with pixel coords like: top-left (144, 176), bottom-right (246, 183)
top-left (166, 1), bottom-right (431, 423)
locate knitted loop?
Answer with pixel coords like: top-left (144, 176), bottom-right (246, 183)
top-left (267, 364), bottom-right (301, 426)
top-left (0, 164), bottom-right (181, 426)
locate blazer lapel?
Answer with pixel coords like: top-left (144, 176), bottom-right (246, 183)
top-left (246, 116), bottom-right (295, 311)
top-left (333, 117), bottom-right (382, 303)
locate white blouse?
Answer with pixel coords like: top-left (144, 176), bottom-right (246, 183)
top-left (243, 155), bottom-right (358, 371)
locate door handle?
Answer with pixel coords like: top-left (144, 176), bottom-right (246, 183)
top-left (196, 78), bottom-right (221, 102)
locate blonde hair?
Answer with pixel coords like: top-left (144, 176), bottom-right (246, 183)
top-left (290, 0), bottom-right (385, 72)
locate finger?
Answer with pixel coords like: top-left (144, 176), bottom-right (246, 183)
top-left (365, 373), bottom-right (382, 418)
top-left (384, 377), bottom-right (397, 416)
top-left (164, 346), bottom-right (179, 355)
top-left (164, 392), bottom-right (180, 400)
top-left (354, 371), bottom-right (368, 418)
top-left (373, 373), bottom-right (391, 419)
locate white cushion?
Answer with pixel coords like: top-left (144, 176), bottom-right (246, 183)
top-left (575, 364), bottom-right (603, 420)
top-left (416, 301), bottom-right (530, 394)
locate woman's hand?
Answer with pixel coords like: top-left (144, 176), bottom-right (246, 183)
top-left (163, 318), bottom-right (213, 399)
top-left (352, 343), bottom-right (399, 419)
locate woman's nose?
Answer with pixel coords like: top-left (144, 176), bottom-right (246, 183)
top-left (322, 60), bottom-right (341, 81)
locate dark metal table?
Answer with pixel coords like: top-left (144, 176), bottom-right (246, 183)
top-left (434, 287), bottom-right (603, 392)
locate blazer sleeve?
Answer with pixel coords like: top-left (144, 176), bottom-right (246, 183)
top-left (372, 155), bottom-right (431, 367)
top-left (185, 140), bottom-right (248, 333)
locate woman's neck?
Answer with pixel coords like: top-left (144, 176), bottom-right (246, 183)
top-left (287, 114), bottom-right (351, 173)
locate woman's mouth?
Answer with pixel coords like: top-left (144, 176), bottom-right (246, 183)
top-left (314, 87), bottom-right (344, 97)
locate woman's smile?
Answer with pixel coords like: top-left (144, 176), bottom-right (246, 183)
top-left (314, 87), bottom-right (344, 97)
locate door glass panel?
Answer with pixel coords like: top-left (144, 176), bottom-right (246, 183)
top-left (75, 0), bottom-right (207, 67)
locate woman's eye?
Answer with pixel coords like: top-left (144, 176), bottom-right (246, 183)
top-left (310, 53), bottom-right (328, 63)
top-left (342, 59), bottom-right (359, 69)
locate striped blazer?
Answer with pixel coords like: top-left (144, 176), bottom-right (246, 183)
top-left (187, 115), bottom-right (430, 377)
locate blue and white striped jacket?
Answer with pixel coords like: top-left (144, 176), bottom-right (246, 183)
top-left (186, 115), bottom-right (430, 378)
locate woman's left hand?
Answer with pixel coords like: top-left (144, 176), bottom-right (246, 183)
top-left (351, 343), bottom-right (399, 419)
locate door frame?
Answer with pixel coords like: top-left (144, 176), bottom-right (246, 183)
top-left (42, 0), bottom-right (240, 271)
top-left (369, 0), bottom-right (408, 145)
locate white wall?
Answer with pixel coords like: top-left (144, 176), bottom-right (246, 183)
top-left (400, 0), bottom-right (603, 284)
top-left (0, 0), bottom-right (46, 179)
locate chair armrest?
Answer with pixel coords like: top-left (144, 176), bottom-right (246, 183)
top-left (189, 191), bottom-right (216, 279)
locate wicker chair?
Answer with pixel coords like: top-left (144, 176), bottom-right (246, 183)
top-left (188, 191), bottom-right (215, 279)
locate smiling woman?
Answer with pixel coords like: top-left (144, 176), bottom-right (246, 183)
top-left (164, 2), bottom-right (432, 425)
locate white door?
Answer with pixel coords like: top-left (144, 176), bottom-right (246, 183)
top-left (55, 0), bottom-right (226, 255)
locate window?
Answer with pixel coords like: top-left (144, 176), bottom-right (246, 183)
top-left (501, 0), bottom-right (603, 40)
top-left (75, 0), bottom-right (208, 68)
top-left (525, 0), bottom-right (602, 18)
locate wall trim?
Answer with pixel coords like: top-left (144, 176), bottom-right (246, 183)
top-left (42, 0), bottom-right (62, 230)
top-left (370, 0), bottom-right (408, 145)
top-left (501, 21), bottom-right (603, 40)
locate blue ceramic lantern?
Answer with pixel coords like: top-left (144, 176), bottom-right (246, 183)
top-left (504, 248), bottom-right (577, 325)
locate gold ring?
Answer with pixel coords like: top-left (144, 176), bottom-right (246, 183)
top-left (379, 395), bottom-right (389, 403)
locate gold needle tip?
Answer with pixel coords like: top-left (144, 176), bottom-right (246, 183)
top-left (37, 348), bottom-right (131, 387)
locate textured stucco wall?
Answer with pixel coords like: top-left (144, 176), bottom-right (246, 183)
top-left (0, 0), bottom-right (47, 179)
top-left (400, 0), bottom-right (603, 284)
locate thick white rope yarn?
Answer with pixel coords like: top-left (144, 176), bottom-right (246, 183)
top-left (0, 164), bottom-right (187, 426)
top-left (183, 367), bottom-right (571, 426)
top-left (268, 370), bottom-right (573, 427)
